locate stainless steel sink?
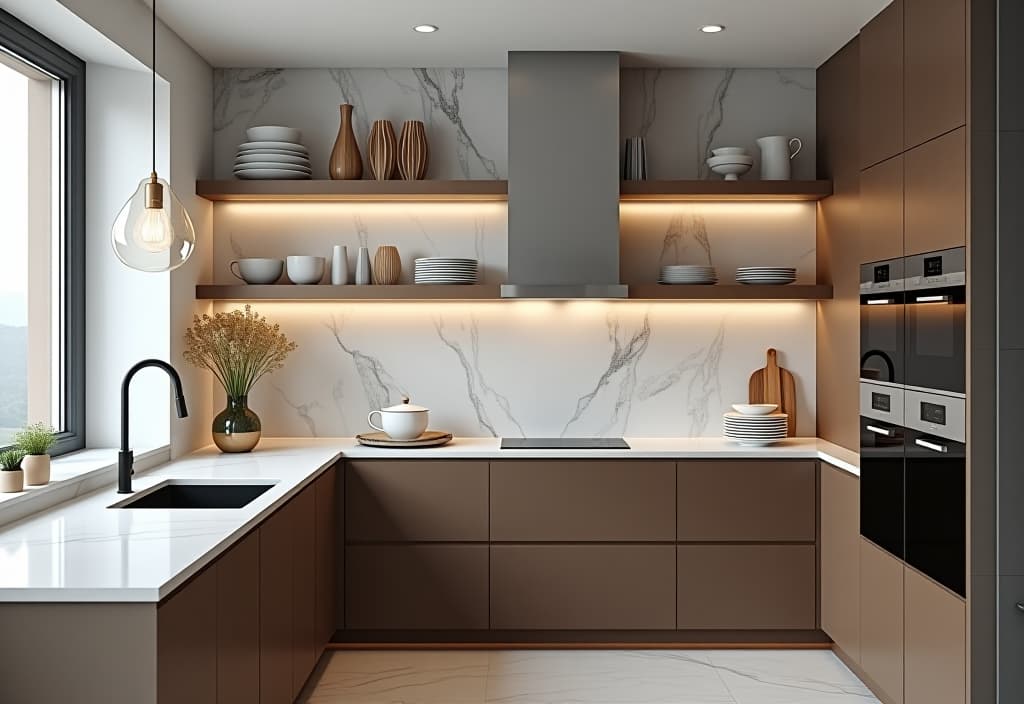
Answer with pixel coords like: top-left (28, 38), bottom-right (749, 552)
top-left (110, 480), bottom-right (276, 509)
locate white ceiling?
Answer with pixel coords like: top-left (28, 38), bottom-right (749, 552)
top-left (150, 0), bottom-right (887, 69)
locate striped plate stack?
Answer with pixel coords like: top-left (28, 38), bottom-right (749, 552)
top-left (414, 258), bottom-right (478, 284)
top-left (722, 412), bottom-right (789, 446)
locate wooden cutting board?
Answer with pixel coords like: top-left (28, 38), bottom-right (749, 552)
top-left (748, 348), bottom-right (797, 436)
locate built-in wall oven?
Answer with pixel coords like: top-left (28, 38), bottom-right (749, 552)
top-left (860, 257), bottom-right (905, 385)
top-left (904, 248), bottom-right (966, 394)
top-left (859, 384), bottom-right (906, 560)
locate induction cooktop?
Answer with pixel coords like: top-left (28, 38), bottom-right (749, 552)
top-left (500, 438), bottom-right (630, 449)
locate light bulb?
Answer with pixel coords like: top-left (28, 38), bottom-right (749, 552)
top-left (130, 206), bottom-right (174, 253)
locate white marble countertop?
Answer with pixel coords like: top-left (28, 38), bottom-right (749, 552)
top-left (0, 436), bottom-right (857, 603)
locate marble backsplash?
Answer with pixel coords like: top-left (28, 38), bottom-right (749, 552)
top-left (213, 67), bottom-right (815, 180)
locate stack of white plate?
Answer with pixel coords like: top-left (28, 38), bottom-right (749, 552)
top-left (659, 265), bottom-right (718, 285)
top-left (234, 126), bottom-right (311, 180)
top-left (735, 267), bottom-right (797, 285)
top-left (414, 257), bottom-right (479, 284)
top-left (723, 412), bottom-right (789, 446)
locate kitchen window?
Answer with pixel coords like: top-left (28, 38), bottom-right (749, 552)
top-left (0, 10), bottom-right (85, 455)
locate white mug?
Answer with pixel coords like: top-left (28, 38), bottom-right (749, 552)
top-left (756, 136), bottom-right (802, 180)
top-left (367, 408), bottom-right (428, 440)
top-left (229, 258), bottom-right (283, 284)
top-left (286, 256), bottom-right (325, 285)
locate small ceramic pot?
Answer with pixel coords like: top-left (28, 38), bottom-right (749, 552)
top-left (0, 469), bottom-right (24, 493)
top-left (22, 454), bottom-right (50, 486)
top-left (367, 396), bottom-right (429, 440)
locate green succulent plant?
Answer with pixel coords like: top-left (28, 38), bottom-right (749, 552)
top-left (0, 448), bottom-right (26, 471)
top-left (14, 422), bottom-right (56, 456)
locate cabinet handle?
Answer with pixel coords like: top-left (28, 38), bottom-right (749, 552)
top-left (915, 438), bottom-right (949, 453)
top-left (1017, 602), bottom-right (1024, 613)
top-left (866, 425), bottom-right (895, 437)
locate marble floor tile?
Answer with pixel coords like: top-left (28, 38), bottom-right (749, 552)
top-left (706, 650), bottom-right (880, 703)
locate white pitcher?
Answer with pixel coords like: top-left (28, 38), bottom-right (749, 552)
top-left (756, 136), bottom-right (802, 180)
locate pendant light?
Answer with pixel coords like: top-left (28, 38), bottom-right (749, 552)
top-left (110, 0), bottom-right (195, 272)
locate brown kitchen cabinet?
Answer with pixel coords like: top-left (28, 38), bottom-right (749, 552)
top-left (859, 155), bottom-right (904, 262)
top-left (157, 561), bottom-right (218, 704)
top-left (490, 460), bottom-right (675, 541)
top-left (676, 545), bottom-right (816, 629)
top-left (677, 460), bottom-right (815, 542)
top-left (259, 491), bottom-right (295, 704)
top-left (315, 464), bottom-right (338, 644)
top-left (820, 463), bottom-right (861, 662)
top-left (290, 486), bottom-right (317, 698)
top-left (859, 0), bottom-right (903, 168)
top-left (490, 545), bottom-right (676, 629)
top-left (904, 126), bottom-right (966, 255)
top-left (904, 567), bottom-right (966, 704)
top-left (216, 531), bottom-right (260, 704)
top-left (903, 0), bottom-right (966, 150)
top-left (860, 538), bottom-right (905, 704)
top-left (346, 460), bottom-right (488, 541)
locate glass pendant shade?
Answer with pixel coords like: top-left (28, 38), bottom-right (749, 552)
top-left (111, 174), bottom-right (196, 272)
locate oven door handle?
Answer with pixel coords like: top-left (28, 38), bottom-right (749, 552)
top-left (915, 438), bottom-right (949, 453)
top-left (866, 424), bottom-right (896, 438)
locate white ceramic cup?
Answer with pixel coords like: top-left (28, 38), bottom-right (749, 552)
top-left (286, 256), bottom-right (325, 285)
top-left (367, 408), bottom-right (429, 440)
top-left (756, 135), bottom-right (802, 180)
top-left (230, 258), bottom-right (284, 284)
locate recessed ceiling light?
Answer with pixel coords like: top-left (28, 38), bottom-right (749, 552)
top-left (700, 24), bottom-right (725, 33)
top-left (413, 24), bottom-right (439, 33)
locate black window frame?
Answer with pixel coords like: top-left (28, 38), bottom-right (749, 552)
top-left (0, 9), bottom-right (85, 456)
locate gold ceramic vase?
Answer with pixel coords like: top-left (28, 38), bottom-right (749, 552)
top-left (367, 119), bottom-right (397, 180)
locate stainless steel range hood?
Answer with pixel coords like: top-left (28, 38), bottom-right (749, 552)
top-left (501, 52), bottom-right (627, 299)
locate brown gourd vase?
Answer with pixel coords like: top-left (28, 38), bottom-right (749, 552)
top-left (367, 119), bottom-right (397, 180)
top-left (329, 103), bottom-right (363, 180)
top-left (397, 120), bottom-right (429, 180)
top-left (372, 246), bottom-right (401, 285)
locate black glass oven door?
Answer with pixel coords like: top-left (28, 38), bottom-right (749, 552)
top-left (859, 416), bottom-right (905, 560)
top-left (905, 286), bottom-right (966, 394)
top-left (860, 293), bottom-right (905, 384)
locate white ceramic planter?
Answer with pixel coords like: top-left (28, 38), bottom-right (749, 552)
top-left (22, 454), bottom-right (51, 486)
top-left (0, 469), bottom-right (24, 493)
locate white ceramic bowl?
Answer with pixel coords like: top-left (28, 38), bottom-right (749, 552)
top-left (731, 403), bottom-right (779, 415)
top-left (710, 162), bottom-right (753, 181)
top-left (712, 147), bottom-right (748, 157)
top-left (245, 125), bottom-right (302, 143)
top-left (230, 258), bottom-right (284, 284)
top-left (286, 255), bottom-right (325, 285)
top-left (707, 154), bottom-right (754, 166)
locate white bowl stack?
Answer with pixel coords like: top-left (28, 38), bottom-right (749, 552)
top-left (234, 126), bottom-right (311, 180)
top-left (735, 267), bottom-right (797, 285)
top-left (414, 257), bottom-right (479, 285)
top-left (707, 147), bottom-right (753, 181)
top-left (723, 411), bottom-right (789, 446)
top-left (659, 265), bottom-right (718, 285)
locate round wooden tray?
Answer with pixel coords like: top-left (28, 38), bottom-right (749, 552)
top-left (355, 431), bottom-right (453, 448)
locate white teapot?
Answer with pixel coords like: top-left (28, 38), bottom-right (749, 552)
top-left (367, 396), bottom-right (429, 440)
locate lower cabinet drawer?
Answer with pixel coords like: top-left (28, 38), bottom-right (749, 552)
top-left (345, 545), bottom-right (488, 629)
top-left (677, 545), bottom-right (816, 629)
top-left (490, 545), bottom-right (676, 630)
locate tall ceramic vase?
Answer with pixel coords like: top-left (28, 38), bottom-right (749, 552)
top-left (372, 245), bottom-right (401, 284)
top-left (329, 104), bottom-right (363, 180)
top-left (397, 120), bottom-right (429, 180)
top-left (367, 119), bottom-right (397, 180)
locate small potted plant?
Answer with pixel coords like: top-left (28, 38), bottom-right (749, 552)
top-left (0, 449), bottom-right (26, 493)
top-left (14, 422), bottom-right (56, 486)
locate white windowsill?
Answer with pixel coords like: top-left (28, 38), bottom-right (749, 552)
top-left (0, 446), bottom-right (169, 529)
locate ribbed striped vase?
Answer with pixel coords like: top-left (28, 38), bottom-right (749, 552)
top-left (372, 246), bottom-right (401, 285)
top-left (397, 120), bottom-right (429, 180)
top-left (367, 119), bottom-right (397, 180)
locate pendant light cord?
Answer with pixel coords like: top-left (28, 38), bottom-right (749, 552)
top-left (151, 0), bottom-right (156, 175)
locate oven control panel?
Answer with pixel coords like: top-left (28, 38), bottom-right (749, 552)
top-left (860, 257), bottom-right (905, 294)
top-left (904, 247), bottom-right (966, 291)
top-left (904, 388), bottom-right (966, 443)
top-left (859, 381), bottom-right (905, 425)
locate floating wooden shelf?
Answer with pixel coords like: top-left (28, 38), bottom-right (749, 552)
top-left (195, 179), bottom-right (833, 203)
top-left (195, 179), bottom-right (509, 202)
top-left (619, 180), bottom-right (833, 202)
top-left (196, 283), bottom-right (832, 302)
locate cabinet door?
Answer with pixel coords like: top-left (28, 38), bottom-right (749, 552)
top-left (904, 126), bottom-right (966, 255)
top-left (157, 566), bottom-right (217, 704)
top-left (820, 464), bottom-right (861, 661)
top-left (860, 538), bottom-right (904, 704)
top-left (490, 545), bottom-right (676, 629)
top-left (904, 0), bottom-right (966, 149)
top-left (491, 461), bottom-right (675, 541)
top-left (216, 531), bottom-right (260, 704)
top-left (291, 486), bottom-right (317, 698)
top-left (346, 460), bottom-right (488, 541)
top-left (259, 502), bottom-right (294, 704)
top-left (677, 461), bottom-right (815, 542)
top-left (859, 0), bottom-right (903, 168)
top-left (346, 545), bottom-right (488, 629)
top-left (905, 567), bottom-right (966, 704)
top-left (676, 545), bottom-right (816, 629)
top-left (315, 467), bottom-right (338, 646)
top-left (860, 155), bottom-right (904, 262)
